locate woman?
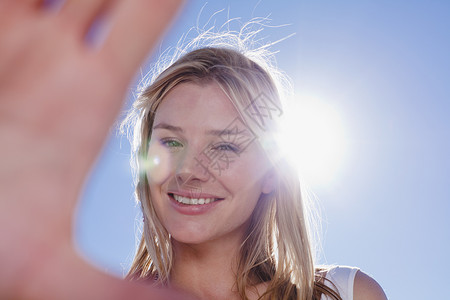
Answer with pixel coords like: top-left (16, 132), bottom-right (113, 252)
top-left (122, 32), bottom-right (387, 300)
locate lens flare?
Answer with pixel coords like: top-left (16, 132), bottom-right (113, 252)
top-left (142, 140), bottom-right (171, 183)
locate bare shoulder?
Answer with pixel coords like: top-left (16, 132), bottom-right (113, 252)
top-left (353, 270), bottom-right (388, 300)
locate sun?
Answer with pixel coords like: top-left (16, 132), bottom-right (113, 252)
top-left (277, 96), bottom-right (348, 188)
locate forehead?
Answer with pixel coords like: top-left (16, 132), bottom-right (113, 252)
top-left (154, 81), bottom-right (241, 130)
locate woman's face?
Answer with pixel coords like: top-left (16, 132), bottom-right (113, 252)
top-left (146, 81), bottom-right (274, 246)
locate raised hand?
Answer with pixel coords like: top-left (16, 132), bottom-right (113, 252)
top-left (0, 1), bottom-right (187, 299)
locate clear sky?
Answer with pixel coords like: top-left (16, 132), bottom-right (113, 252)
top-left (75, 1), bottom-right (450, 299)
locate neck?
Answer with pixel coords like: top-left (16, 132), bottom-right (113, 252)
top-left (169, 235), bottom-right (243, 300)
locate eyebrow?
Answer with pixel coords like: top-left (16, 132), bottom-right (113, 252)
top-left (153, 122), bottom-right (251, 136)
top-left (206, 128), bottom-right (249, 136)
top-left (153, 123), bottom-right (183, 132)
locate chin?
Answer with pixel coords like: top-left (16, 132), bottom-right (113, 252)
top-left (168, 226), bottom-right (213, 246)
top-left (171, 234), bottom-right (210, 246)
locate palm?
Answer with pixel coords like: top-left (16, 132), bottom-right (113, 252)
top-left (0, 1), bottom-right (186, 299)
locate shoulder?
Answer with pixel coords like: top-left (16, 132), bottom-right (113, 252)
top-left (320, 266), bottom-right (358, 300)
top-left (319, 266), bottom-right (387, 300)
top-left (353, 270), bottom-right (387, 300)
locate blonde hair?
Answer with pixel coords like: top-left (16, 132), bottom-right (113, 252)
top-left (122, 27), bottom-right (340, 300)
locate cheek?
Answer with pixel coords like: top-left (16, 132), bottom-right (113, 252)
top-left (148, 181), bottom-right (169, 226)
top-left (220, 157), bottom-right (266, 207)
top-left (145, 141), bottom-right (172, 184)
top-left (222, 153), bottom-right (267, 186)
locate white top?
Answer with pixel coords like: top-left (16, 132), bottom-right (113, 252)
top-left (320, 266), bottom-right (359, 300)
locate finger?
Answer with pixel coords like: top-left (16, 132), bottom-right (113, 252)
top-left (22, 0), bottom-right (44, 9)
top-left (25, 0), bottom-right (44, 7)
top-left (101, 0), bottom-right (183, 80)
top-left (60, 0), bottom-right (111, 36)
top-left (0, 0), bottom-right (42, 10)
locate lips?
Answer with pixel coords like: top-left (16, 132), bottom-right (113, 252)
top-left (168, 193), bottom-right (224, 205)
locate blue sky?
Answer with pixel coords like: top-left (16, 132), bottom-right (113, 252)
top-left (75, 1), bottom-right (450, 299)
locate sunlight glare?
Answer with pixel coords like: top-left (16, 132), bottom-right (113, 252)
top-left (278, 97), bottom-right (347, 187)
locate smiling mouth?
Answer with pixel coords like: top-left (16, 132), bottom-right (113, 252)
top-left (169, 193), bottom-right (223, 205)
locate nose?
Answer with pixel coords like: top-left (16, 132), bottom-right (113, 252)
top-left (175, 146), bottom-right (213, 188)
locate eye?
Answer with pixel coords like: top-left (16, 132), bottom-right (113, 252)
top-left (160, 138), bottom-right (183, 149)
top-left (212, 143), bottom-right (240, 153)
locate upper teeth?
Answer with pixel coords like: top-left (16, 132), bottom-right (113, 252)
top-left (173, 194), bottom-right (217, 205)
